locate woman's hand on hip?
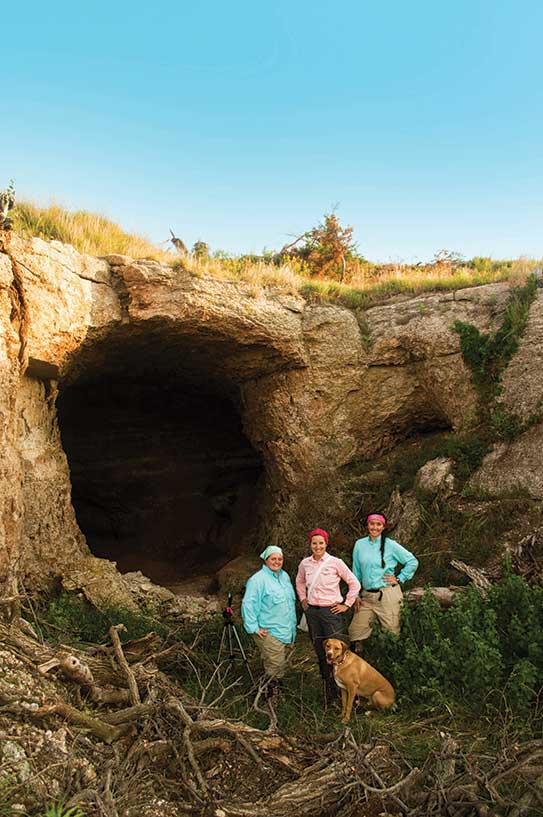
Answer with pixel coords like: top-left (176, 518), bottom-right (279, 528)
top-left (384, 574), bottom-right (398, 585)
top-left (256, 628), bottom-right (269, 638)
top-left (301, 599), bottom-right (309, 611)
top-left (330, 602), bottom-right (348, 614)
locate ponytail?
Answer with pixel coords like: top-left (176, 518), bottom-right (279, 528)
top-left (379, 532), bottom-right (387, 569)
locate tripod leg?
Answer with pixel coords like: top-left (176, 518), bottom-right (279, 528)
top-left (217, 627), bottom-right (227, 662)
top-left (231, 624), bottom-right (255, 684)
top-left (227, 625), bottom-right (235, 660)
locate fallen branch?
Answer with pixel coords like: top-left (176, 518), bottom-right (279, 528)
top-left (34, 703), bottom-right (130, 744)
top-left (450, 559), bottom-right (491, 594)
top-left (109, 624), bottom-right (141, 705)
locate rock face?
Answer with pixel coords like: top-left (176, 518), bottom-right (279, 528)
top-left (469, 424), bottom-right (543, 500)
top-left (0, 230), bottom-right (525, 603)
top-left (500, 290), bottom-right (543, 420)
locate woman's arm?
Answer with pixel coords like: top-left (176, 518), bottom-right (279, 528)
top-left (295, 560), bottom-right (309, 608)
top-left (241, 575), bottom-right (262, 634)
top-left (393, 541), bottom-right (419, 583)
top-left (351, 540), bottom-right (363, 584)
top-left (336, 560), bottom-right (362, 607)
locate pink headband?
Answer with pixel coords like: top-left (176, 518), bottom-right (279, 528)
top-left (308, 528), bottom-right (329, 544)
top-left (367, 514), bottom-right (386, 525)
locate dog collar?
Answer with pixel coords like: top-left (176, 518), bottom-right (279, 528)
top-left (336, 650), bottom-right (350, 667)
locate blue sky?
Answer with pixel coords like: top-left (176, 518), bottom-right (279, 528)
top-left (3, 0), bottom-right (542, 261)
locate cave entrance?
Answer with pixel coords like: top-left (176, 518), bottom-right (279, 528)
top-left (57, 339), bottom-right (264, 594)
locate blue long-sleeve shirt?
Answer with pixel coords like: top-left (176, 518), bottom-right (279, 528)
top-left (352, 536), bottom-right (418, 590)
top-left (241, 565), bottom-right (297, 644)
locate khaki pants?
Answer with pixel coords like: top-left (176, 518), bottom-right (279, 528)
top-left (348, 584), bottom-right (403, 641)
top-left (252, 633), bottom-right (292, 678)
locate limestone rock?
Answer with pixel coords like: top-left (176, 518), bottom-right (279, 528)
top-left (386, 491), bottom-right (421, 546)
top-left (0, 233), bottom-right (533, 604)
top-left (123, 570), bottom-right (177, 604)
top-left (416, 457), bottom-right (456, 497)
top-left (468, 423), bottom-right (543, 499)
top-left (216, 554), bottom-right (261, 595)
top-left (500, 290), bottom-right (543, 420)
top-left (121, 570), bottom-right (219, 619)
top-left (61, 557), bottom-right (138, 611)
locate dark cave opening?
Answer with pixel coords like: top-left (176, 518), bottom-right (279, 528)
top-left (57, 370), bottom-right (263, 593)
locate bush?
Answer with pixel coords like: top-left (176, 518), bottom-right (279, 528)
top-left (35, 591), bottom-right (166, 644)
top-left (363, 572), bottom-right (543, 713)
top-left (281, 211), bottom-right (359, 281)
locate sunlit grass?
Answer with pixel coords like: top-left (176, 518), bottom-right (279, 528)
top-left (13, 200), bottom-right (172, 261)
top-left (12, 201), bottom-right (542, 307)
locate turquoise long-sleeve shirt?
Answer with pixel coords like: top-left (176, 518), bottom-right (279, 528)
top-left (241, 565), bottom-right (297, 644)
top-left (352, 536), bottom-right (419, 590)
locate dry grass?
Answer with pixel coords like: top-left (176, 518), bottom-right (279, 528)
top-left (11, 201), bottom-right (542, 307)
top-left (175, 254), bottom-right (305, 297)
top-left (13, 200), bottom-right (172, 262)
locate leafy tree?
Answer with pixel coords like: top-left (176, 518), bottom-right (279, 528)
top-left (280, 212), bottom-right (358, 281)
top-left (192, 240), bottom-right (209, 259)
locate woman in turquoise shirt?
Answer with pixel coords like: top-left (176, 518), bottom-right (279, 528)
top-left (348, 512), bottom-right (418, 650)
top-left (242, 545), bottom-right (297, 697)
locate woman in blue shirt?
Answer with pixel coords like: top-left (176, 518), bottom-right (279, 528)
top-left (242, 545), bottom-right (297, 696)
top-left (348, 512), bottom-right (418, 650)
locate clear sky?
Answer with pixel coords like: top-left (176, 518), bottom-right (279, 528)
top-left (2, 0), bottom-right (542, 262)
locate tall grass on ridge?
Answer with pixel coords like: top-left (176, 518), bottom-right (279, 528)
top-left (13, 201), bottom-right (171, 261)
top-left (11, 201), bottom-right (542, 307)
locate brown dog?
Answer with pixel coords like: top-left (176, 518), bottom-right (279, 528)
top-left (323, 638), bottom-right (395, 723)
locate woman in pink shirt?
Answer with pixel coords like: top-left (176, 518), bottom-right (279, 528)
top-left (296, 528), bottom-right (361, 708)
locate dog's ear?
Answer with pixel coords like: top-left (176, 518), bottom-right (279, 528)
top-left (340, 641), bottom-right (348, 656)
top-left (323, 639), bottom-right (330, 649)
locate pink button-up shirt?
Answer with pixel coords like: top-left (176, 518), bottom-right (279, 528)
top-left (295, 553), bottom-right (361, 607)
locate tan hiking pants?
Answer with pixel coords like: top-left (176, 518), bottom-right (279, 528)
top-left (252, 633), bottom-right (293, 678)
top-left (348, 584), bottom-right (403, 641)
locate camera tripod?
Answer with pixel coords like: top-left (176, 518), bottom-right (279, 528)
top-left (217, 593), bottom-right (255, 683)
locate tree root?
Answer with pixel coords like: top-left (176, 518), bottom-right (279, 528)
top-left (34, 703), bottom-right (132, 744)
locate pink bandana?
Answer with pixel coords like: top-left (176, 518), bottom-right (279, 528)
top-left (367, 513), bottom-right (386, 525)
top-left (308, 528), bottom-right (329, 544)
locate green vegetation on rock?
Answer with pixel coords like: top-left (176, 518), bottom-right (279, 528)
top-left (453, 274), bottom-right (538, 408)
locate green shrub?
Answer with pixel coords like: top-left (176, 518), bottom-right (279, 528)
top-left (453, 274), bottom-right (538, 408)
top-left (363, 573), bottom-right (543, 713)
top-left (443, 434), bottom-right (492, 479)
top-left (36, 591), bottom-right (166, 644)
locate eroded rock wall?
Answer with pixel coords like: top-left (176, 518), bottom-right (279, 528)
top-left (0, 231), bottom-right (525, 602)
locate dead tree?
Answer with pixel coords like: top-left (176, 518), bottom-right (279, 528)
top-left (0, 180), bottom-right (15, 230)
top-left (169, 229), bottom-right (188, 255)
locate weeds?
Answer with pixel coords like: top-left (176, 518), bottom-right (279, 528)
top-left (33, 591), bottom-right (167, 645)
top-left (40, 803), bottom-right (86, 817)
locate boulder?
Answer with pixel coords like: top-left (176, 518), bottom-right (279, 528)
top-left (416, 457), bottom-right (456, 497)
top-left (216, 555), bottom-right (261, 595)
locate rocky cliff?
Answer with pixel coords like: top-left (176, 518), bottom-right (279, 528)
top-left (1, 230), bottom-right (540, 607)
